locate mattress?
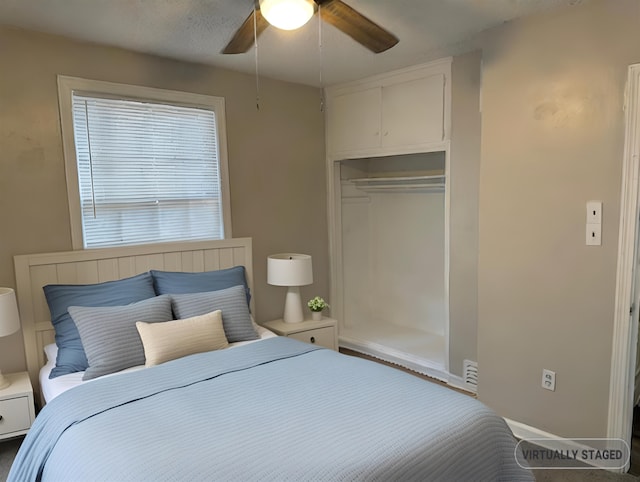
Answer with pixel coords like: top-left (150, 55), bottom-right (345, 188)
top-left (39, 323), bottom-right (276, 403)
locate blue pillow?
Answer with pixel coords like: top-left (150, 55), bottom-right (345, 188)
top-left (151, 266), bottom-right (251, 306)
top-left (170, 285), bottom-right (258, 343)
top-left (43, 272), bottom-right (156, 378)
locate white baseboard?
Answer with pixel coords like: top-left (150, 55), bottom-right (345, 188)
top-left (340, 338), bottom-right (478, 395)
top-left (447, 373), bottom-right (477, 394)
top-left (504, 418), bottom-right (627, 473)
top-left (505, 418), bottom-right (570, 445)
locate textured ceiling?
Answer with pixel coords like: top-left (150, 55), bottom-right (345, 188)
top-left (0, 0), bottom-right (581, 86)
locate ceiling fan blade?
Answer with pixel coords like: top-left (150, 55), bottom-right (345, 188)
top-left (222, 8), bottom-right (270, 54)
top-left (318, 0), bottom-right (398, 53)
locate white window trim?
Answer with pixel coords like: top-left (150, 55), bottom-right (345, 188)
top-left (57, 75), bottom-right (233, 249)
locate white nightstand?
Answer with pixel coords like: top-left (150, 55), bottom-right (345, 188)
top-left (0, 372), bottom-right (35, 441)
top-left (262, 317), bottom-right (338, 350)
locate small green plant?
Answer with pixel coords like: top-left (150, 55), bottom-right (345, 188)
top-left (307, 296), bottom-right (329, 312)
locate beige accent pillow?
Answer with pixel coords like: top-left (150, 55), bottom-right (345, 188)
top-left (136, 309), bottom-right (229, 367)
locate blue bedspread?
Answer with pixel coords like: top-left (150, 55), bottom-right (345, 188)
top-left (9, 337), bottom-right (532, 481)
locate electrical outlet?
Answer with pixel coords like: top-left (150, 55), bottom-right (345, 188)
top-left (542, 369), bottom-right (556, 391)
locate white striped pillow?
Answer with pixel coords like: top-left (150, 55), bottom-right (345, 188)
top-left (68, 295), bottom-right (173, 380)
top-left (170, 285), bottom-right (259, 342)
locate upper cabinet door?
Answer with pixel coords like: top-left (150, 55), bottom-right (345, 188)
top-left (328, 87), bottom-right (381, 153)
top-left (326, 59), bottom-right (450, 160)
top-left (381, 74), bottom-right (445, 148)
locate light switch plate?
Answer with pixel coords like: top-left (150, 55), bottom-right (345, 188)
top-left (587, 201), bottom-right (602, 224)
top-left (586, 223), bottom-right (602, 246)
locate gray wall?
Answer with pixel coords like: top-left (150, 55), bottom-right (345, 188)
top-left (0, 26), bottom-right (328, 373)
top-left (449, 50), bottom-right (482, 377)
top-left (476, 0), bottom-right (640, 437)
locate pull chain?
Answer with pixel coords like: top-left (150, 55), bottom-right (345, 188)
top-left (318, 4), bottom-right (324, 112)
top-left (254, 7), bottom-right (260, 111)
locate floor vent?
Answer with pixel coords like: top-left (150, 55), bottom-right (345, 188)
top-left (463, 359), bottom-right (478, 391)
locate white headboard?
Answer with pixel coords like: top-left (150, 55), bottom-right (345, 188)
top-left (13, 238), bottom-right (253, 401)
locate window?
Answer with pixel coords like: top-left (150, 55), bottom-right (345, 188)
top-left (58, 76), bottom-right (231, 249)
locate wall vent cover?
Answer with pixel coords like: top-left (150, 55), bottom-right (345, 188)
top-left (463, 359), bottom-right (478, 391)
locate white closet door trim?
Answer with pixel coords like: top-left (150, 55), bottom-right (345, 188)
top-left (444, 145), bottom-right (451, 372)
top-left (608, 63), bottom-right (640, 470)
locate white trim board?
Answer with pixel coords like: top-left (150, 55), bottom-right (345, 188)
top-left (608, 63), bottom-right (640, 473)
top-left (56, 75), bottom-right (233, 249)
top-left (447, 373), bottom-right (478, 395)
top-left (505, 419), bottom-right (603, 470)
top-left (340, 337), bottom-right (477, 395)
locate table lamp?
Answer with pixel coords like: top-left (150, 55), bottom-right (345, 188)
top-left (0, 288), bottom-right (21, 390)
top-left (267, 253), bottom-right (313, 323)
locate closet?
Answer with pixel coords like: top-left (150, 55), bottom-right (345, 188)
top-left (326, 59), bottom-right (451, 380)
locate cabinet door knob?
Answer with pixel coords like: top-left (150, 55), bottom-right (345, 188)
top-left (310, 337), bottom-right (316, 344)
top-left (0, 415), bottom-right (3, 421)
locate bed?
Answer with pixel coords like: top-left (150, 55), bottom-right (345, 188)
top-left (8, 238), bottom-right (533, 481)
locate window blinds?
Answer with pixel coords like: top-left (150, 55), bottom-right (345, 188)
top-left (71, 94), bottom-right (224, 248)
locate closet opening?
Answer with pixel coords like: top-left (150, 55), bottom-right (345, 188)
top-left (336, 151), bottom-right (449, 380)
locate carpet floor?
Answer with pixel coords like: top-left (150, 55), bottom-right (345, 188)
top-left (0, 437), bottom-right (22, 482)
top-left (533, 469), bottom-right (639, 481)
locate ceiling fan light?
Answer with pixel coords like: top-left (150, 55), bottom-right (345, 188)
top-left (259, 0), bottom-right (315, 31)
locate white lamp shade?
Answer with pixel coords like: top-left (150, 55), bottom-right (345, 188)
top-left (0, 288), bottom-right (21, 338)
top-left (267, 253), bottom-right (313, 287)
top-left (267, 254), bottom-right (313, 323)
top-left (259, 0), bottom-right (315, 30)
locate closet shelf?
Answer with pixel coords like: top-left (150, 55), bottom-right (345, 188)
top-left (346, 175), bottom-right (445, 193)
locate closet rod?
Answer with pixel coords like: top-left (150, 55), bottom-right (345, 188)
top-left (346, 174), bottom-right (445, 193)
top-left (348, 175), bottom-right (444, 184)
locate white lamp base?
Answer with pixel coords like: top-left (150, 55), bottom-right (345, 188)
top-left (283, 286), bottom-right (304, 323)
top-left (0, 370), bottom-right (10, 390)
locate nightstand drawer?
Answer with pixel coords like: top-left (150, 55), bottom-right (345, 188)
top-left (0, 396), bottom-right (31, 435)
top-left (288, 327), bottom-right (335, 349)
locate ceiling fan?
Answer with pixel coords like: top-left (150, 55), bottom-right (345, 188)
top-left (222, 0), bottom-right (399, 55)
